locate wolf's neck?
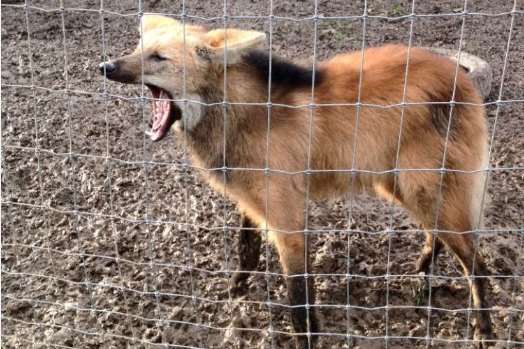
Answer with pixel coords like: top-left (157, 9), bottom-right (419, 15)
top-left (175, 63), bottom-right (268, 134)
top-left (180, 84), bottom-right (262, 171)
top-left (179, 52), bottom-right (320, 170)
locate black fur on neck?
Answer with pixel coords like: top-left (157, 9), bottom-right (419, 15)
top-left (242, 49), bottom-right (323, 90)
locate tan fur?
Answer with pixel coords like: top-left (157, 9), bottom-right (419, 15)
top-left (196, 45), bottom-right (489, 235)
top-left (105, 16), bottom-right (493, 345)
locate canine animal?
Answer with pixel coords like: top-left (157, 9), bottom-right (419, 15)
top-left (99, 15), bottom-right (492, 348)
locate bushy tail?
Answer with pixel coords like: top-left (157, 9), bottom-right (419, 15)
top-left (470, 146), bottom-right (490, 230)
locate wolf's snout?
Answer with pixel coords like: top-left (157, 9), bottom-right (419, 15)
top-left (98, 59), bottom-right (137, 83)
top-left (99, 62), bottom-right (117, 76)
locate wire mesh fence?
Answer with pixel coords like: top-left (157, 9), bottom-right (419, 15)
top-left (1, 0), bottom-right (523, 348)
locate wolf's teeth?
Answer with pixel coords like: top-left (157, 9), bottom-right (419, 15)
top-left (145, 129), bottom-right (153, 137)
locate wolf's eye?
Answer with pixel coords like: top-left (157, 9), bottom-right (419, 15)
top-left (150, 53), bottom-right (167, 61)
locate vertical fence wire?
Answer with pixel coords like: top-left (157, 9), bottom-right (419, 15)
top-left (179, 0), bottom-right (206, 346)
top-left (59, 0), bottom-right (99, 343)
top-left (302, 1), bottom-right (321, 347)
top-left (345, 1), bottom-right (368, 344)
top-left (220, 1), bottom-right (234, 343)
top-left (1, 1), bottom-right (523, 349)
top-left (384, 1), bottom-right (418, 347)
top-left (479, 2), bottom-right (519, 347)
top-left (21, 2), bottom-right (41, 347)
top-left (137, 1), bottom-right (165, 344)
top-left (264, 0), bottom-right (276, 347)
top-left (426, 0), bottom-right (469, 345)
top-left (98, 0), bottom-right (137, 342)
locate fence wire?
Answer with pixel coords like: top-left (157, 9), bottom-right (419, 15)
top-left (1, 1), bottom-right (523, 348)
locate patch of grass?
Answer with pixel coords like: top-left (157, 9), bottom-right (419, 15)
top-left (389, 4), bottom-right (407, 17)
top-left (318, 20), bottom-right (353, 43)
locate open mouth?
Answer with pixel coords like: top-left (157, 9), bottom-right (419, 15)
top-left (146, 85), bottom-right (181, 141)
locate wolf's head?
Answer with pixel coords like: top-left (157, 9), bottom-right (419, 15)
top-left (99, 15), bottom-right (266, 141)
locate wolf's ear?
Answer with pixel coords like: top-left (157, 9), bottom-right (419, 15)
top-left (198, 29), bottom-right (266, 64)
top-left (139, 15), bottom-right (179, 33)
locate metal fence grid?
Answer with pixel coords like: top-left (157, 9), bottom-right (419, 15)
top-left (1, 0), bottom-right (523, 348)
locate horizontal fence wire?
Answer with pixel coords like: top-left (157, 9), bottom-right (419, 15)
top-left (2, 199), bottom-right (523, 236)
top-left (3, 82), bottom-right (524, 108)
top-left (1, 0), bottom-right (523, 348)
top-left (2, 2), bottom-right (524, 19)
top-left (5, 315), bottom-right (523, 347)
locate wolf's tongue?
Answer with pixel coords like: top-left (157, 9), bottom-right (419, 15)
top-left (150, 89), bottom-right (171, 141)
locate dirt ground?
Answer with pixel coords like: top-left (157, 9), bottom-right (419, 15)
top-left (1, 0), bottom-right (523, 348)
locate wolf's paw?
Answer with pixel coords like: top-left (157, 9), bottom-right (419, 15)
top-left (229, 272), bottom-right (250, 298)
top-left (473, 316), bottom-right (494, 349)
top-left (473, 328), bottom-right (490, 349)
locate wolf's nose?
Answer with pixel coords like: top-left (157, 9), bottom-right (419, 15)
top-left (99, 62), bottom-right (116, 76)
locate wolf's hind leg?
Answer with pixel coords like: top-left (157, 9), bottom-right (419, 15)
top-left (416, 231), bottom-right (444, 274)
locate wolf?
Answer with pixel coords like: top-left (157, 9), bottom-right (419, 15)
top-left (99, 15), bottom-right (492, 348)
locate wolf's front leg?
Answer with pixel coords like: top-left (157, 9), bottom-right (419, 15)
top-left (233, 173), bottom-right (318, 347)
top-left (273, 231), bottom-right (318, 349)
top-left (230, 213), bottom-right (261, 297)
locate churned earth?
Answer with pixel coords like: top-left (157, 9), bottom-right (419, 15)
top-left (1, 0), bottom-right (523, 348)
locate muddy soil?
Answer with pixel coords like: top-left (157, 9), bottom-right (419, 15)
top-left (1, 0), bottom-right (523, 348)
